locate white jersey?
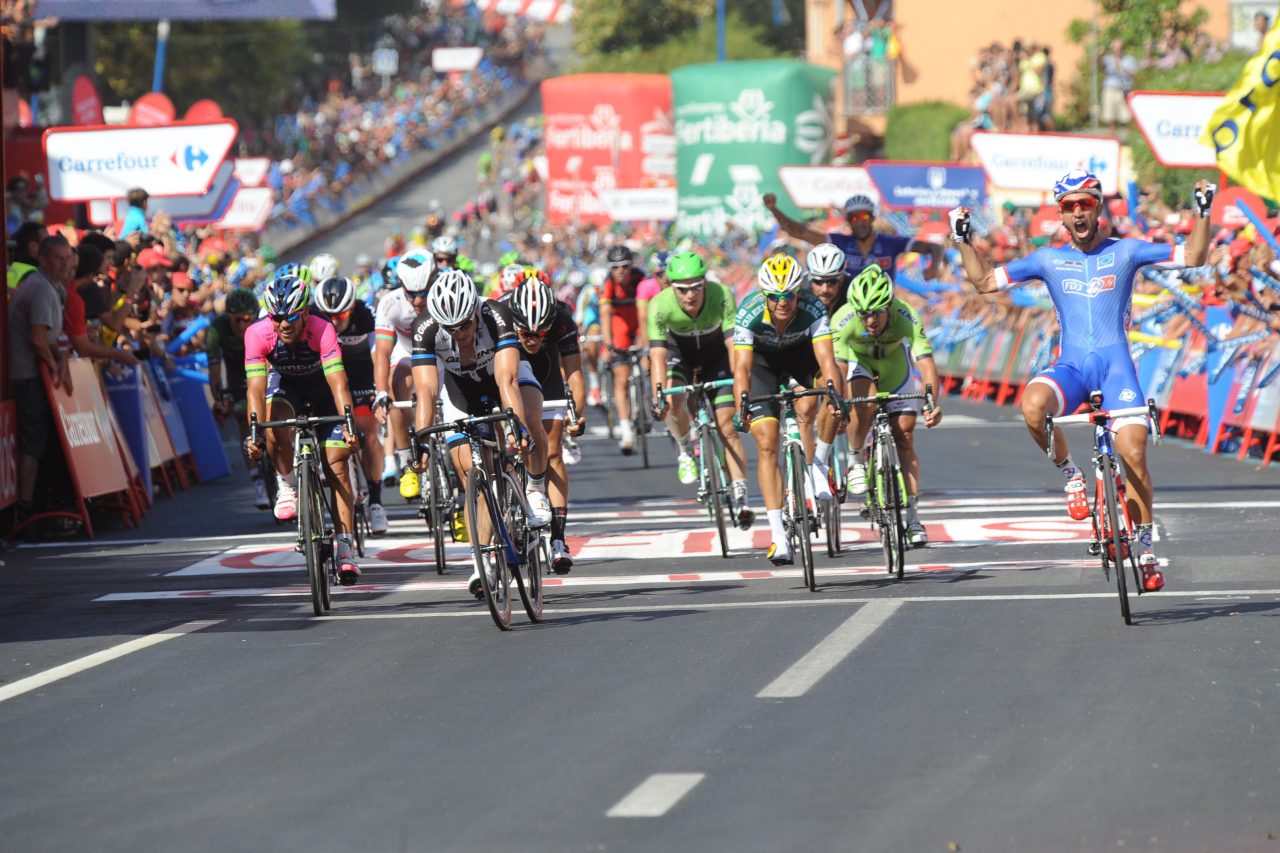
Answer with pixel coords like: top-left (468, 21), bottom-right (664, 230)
top-left (374, 288), bottom-right (420, 363)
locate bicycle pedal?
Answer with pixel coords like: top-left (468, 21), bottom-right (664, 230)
top-left (1088, 541), bottom-right (1102, 556)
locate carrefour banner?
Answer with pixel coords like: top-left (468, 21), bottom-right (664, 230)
top-left (673, 60), bottom-right (834, 238)
top-left (541, 74), bottom-right (675, 226)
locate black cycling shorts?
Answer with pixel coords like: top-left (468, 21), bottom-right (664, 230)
top-left (746, 345), bottom-right (820, 420)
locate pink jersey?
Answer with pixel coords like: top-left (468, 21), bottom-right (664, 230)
top-left (244, 313), bottom-right (345, 381)
top-left (636, 277), bottom-right (664, 304)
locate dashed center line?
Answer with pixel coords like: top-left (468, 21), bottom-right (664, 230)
top-left (757, 601), bottom-right (902, 698)
top-left (606, 773), bottom-right (705, 817)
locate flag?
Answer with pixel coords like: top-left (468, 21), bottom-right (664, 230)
top-left (1199, 23), bottom-right (1280, 202)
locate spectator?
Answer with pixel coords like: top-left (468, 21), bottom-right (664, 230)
top-left (1256, 12), bottom-right (1272, 51)
top-left (63, 243), bottom-right (138, 369)
top-left (6, 174), bottom-right (46, 231)
top-left (1015, 43), bottom-right (1045, 132)
top-left (120, 187), bottom-right (150, 238)
top-left (7, 219), bottom-right (46, 290)
top-left (7, 235), bottom-right (74, 528)
top-left (1036, 46), bottom-right (1056, 130)
top-left (1100, 38), bottom-right (1138, 131)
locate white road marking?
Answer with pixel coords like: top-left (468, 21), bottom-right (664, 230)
top-left (757, 601), bottom-right (902, 699)
top-left (0, 620), bottom-right (221, 704)
top-left (229, 587), bottom-right (1280, 621)
top-left (606, 773), bottom-right (705, 818)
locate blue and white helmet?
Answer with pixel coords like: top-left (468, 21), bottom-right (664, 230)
top-left (1053, 169), bottom-right (1104, 203)
top-left (397, 250), bottom-right (435, 294)
top-left (263, 274), bottom-right (309, 316)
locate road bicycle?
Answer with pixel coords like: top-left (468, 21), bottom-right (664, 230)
top-left (251, 406), bottom-right (356, 617)
top-left (848, 387), bottom-right (933, 580)
top-left (610, 345), bottom-right (652, 467)
top-left (348, 445), bottom-right (372, 558)
top-left (581, 334), bottom-right (615, 439)
top-left (658, 377), bottom-right (734, 558)
top-left (394, 397), bottom-right (457, 575)
top-left (1046, 391), bottom-right (1162, 626)
top-left (540, 396), bottom-right (580, 575)
top-left (413, 408), bottom-right (546, 630)
top-left (743, 383), bottom-right (840, 592)
top-left (825, 432), bottom-right (850, 558)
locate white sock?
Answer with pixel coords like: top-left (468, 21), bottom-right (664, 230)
top-left (395, 448), bottom-right (411, 470)
top-left (673, 431), bottom-right (692, 455)
top-left (767, 508), bottom-right (785, 543)
top-left (906, 494), bottom-right (919, 524)
top-left (851, 448), bottom-right (864, 466)
top-left (814, 440), bottom-right (832, 467)
top-left (383, 454), bottom-right (396, 471)
top-left (1056, 454), bottom-right (1080, 480)
top-left (278, 471), bottom-right (297, 490)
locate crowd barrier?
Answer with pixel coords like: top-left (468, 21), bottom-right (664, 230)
top-left (924, 282), bottom-right (1280, 466)
top-left (5, 354), bottom-right (234, 540)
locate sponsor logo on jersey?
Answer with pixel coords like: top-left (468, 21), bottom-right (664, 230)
top-left (1097, 253), bottom-right (1115, 270)
top-left (1062, 275), bottom-right (1117, 298)
top-left (1052, 259), bottom-right (1085, 271)
top-left (1118, 388), bottom-right (1137, 402)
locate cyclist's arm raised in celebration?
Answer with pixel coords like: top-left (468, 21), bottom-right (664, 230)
top-left (947, 209), bottom-right (1000, 294)
top-left (762, 193), bottom-right (826, 246)
top-left (908, 239), bottom-right (946, 281)
top-left (1183, 179), bottom-right (1216, 267)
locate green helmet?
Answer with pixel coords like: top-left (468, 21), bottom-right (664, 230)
top-left (665, 251), bottom-right (707, 282)
top-left (499, 250), bottom-right (522, 267)
top-left (225, 287), bottom-right (259, 315)
top-left (847, 263), bottom-right (894, 312)
top-left (454, 253), bottom-right (475, 274)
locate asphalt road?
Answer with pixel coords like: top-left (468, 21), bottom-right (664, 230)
top-left (5, 70), bottom-right (1280, 853)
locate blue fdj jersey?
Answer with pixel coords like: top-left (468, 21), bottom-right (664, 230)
top-left (995, 238), bottom-right (1185, 351)
top-left (827, 232), bottom-right (911, 277)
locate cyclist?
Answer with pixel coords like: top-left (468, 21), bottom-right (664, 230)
top-left (373, 250), bottom-right (435, 499)
top-left (502, 271), bottom-right (587, 572)
top-left (314, 274), bottom-right (389, 535)
top-left (410, 270), bottom-right (554, 597)
top-left (243, 274), bottom-right (362, 584)
top-left (636, 250), bottom-right (669, 354)
top-left (599, 244), bottom-right (647, 454)
top-left (806, 242), bottom-right (849, 315)
top-left (575, 268), bottom-right (605, 407)
top-left (432, 235), bottom-right (459, 270)
top-left (831, 263), bottom-right (943, 548)
top-left (650, 251), bottom-right (754, 529)
top-left (949, 171), bottom-right (1215, 591)
top-left (733, 254), bottom-right (844, 565)
top-left (763, 193), bottom-right (944, 280)
top-left (309, 253), bottom-right (339, 283)
top-left (209, 286), bottom-right (268, 509)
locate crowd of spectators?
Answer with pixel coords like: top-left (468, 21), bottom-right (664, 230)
top-left (950, 39), bottom-right (1055, 161)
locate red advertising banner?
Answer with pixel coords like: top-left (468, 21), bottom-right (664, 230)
top-left (0, 401), bottom-right (17, 511)
top-left (47, 360), bottom-right (133, 500)
top-left (541, 74), bottom-right (675, 226)
top-left (127, 92), bottom-right (177, 127)
top-left (184, 99), bottom-right (224, 122)
top-left (71, 74), bottom-right (105, 126)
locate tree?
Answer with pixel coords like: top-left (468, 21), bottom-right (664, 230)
top-left (572, 0), bottom-right (712, 57)
top-left (574, 11), bottom-right (787, 75)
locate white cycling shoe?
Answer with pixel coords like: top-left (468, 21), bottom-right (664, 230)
top-left (368, 503), bottom-right (389, 535)
top-left (526, 489), bottom-right (553, 528)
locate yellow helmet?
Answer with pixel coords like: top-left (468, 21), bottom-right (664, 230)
top-left (757, 254), bottom-right (806, 295)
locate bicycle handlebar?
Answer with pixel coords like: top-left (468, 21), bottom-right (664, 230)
top-left (409, 408), bottom-right (520, 461)
top-left (250, 405), bottom-right (355, 449)
top-left (1043, 395), bottom-right (1162, 462)
top-left (661, 378), bottom-right (734, 397)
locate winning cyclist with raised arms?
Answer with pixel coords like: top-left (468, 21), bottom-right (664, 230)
top-left (949, 170), bottom-right (1214, 591)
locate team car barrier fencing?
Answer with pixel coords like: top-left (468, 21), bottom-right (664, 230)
top-left (923, 271), bottom-right (1280, 466)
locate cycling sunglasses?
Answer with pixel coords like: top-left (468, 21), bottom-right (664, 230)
top-left (847, 211), bottom-right (874, 222)
top-left (405, 288), bottom-right (430, 300)
top-left (1058, 196), bottom-right (1101, 213)
top-left (516, 326), bottom-right (549, 339)
top-left (810, 276), bottom-right (842, 287)
top-left (442, 317), bottom-right (473, 334)
top-left (672, 278), bottom-right (705, 293)
top-left (765, 291), bottom-right (797, 303)
top-left (271, 310), bottom-right (303, 324)
top-left (322, 309), bottom-right (352, 323)
top-left (230, 313), bottom-right (257, 324)
top-left (857, 308), bottom-right (888, 320)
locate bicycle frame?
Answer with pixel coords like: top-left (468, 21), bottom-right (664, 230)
top-left (660, 377), bottom-right (734, 557)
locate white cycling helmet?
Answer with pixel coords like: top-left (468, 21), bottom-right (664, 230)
top-left (309, 252), bottom-right (340, 281)
top-left (508, 274), bottom-right (557, 333)
top-left (805, 243), bottom-right (847, 280)
top-left (757, 254), bottom-right (806, 295)
top-left (397, 250), bottom-right (435, 294)
top-left (354, 253), bottom-right (372, 268)
top-left (565, 269), bottom-right (587, 290)
top-left (313, 275), bottom-right (356, 315)
top-left (431, 234), bottom-right (459, 256)
top-left (499, 263), bottom-right (525, 295)
top-left (426, 269), bottom-right (478, 327)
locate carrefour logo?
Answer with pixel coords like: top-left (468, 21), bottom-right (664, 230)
top-left (174, 145), bottom-right (209, 171)
top-left (1062, 275), bottom-right (1116, 298)
top-left (57, 152), bottom-right (162, 173)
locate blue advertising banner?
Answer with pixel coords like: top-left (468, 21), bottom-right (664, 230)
top-left (103, 364), bottom-right (152, 498)
top-left (864, 160), bottom-right (988, 210)
top-left (145, 361), bottom-right (191, 457)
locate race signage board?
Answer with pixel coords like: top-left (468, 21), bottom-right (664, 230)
top-left (215, 186), bottom-right (275, 231)
top-left (1127, 90), bottom-right (1221, 169)
top-left (864, 160), bottom-right (987, 210)
top-left (87, 159), bottom-right (238, 226)
top-left (597, 188), bottom-right (678, 222)
top-left (432, 47), bottom-right (483, 73)
top-left (372, 47), bottom-right (399, 77)
top-left (44, 119), bottom-right (238, 202)
top-left (775, 165), bottom-right (878, 209)
top-left (232, 157), bottom-right (271, 188)
top-left (970, 131), bottom-right (1122, 194)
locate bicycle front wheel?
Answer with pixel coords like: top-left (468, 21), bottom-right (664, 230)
top-left (467, 466), bottom-right (512, 630)
top-left (631, 375), bottom-right (650, 469)
top-left (1099, 454), bottom-right (1132, 625)
top-left (298, 459), bottom-right (327, 616)
top-left (427, 449), bottom-right (449, 575)
top-left (789, 443), bottom-right (816, 592)
top-left (500, 470), bottom-right (544, 624)
top-left (882, 439), bottom-right (907, 580)
top-left (701, 429), bottom-right (730, 558)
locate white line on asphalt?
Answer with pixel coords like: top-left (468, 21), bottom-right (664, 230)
top-left (0, 620), bottom-right (221, 704)
top-left (757, 601), bottom-right (902, 699)
top-left (606, 773), bottom-right (705, 818)
top-left (234, 587), bottom-right (1280, 621)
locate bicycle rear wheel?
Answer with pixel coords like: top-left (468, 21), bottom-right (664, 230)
top-left (827, 437), bottom-right (846, 558)
top-left (427, 449), bottom-right (449, 574)
top-left (500, 470), bottom-right (544, 624)
top-left (1099, 454), bottom-right (1132, 625)
top-left (601, 367), bottom-right (616, 440)
top-left (883, 441), bottom-right (907, 580)
top-left (467, 466), bottom-right (512, 630)
top-left (298, 459), bottom-right (327, 616)
top-left (789, 444), bottom-right (816, 592)
top-left (516, 530), bottom-right (547, 623)
top-left (259, 453), bottom-right (280, 522)
top-left (701, 429), bottom-right (730, 558)
top-left (632, 375), bottom-right (650, 469)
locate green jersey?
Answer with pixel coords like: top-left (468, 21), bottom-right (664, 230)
top-left (733, 289), bottom-right (831, 354)
top-left (647, 281), bottom-right (736, 351)
top-left (831, 298), bottom-right (931, 362)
